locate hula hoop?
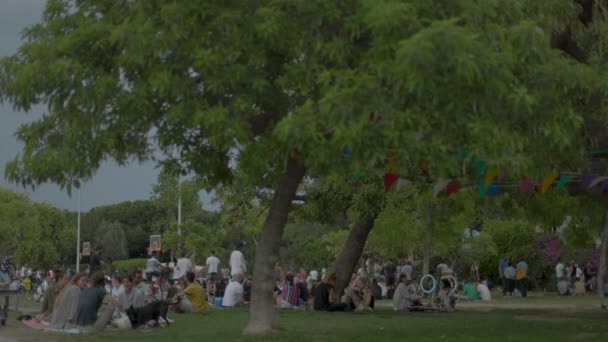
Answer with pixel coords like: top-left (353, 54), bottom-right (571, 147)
top-left (420, 274), bottom-right (437, 294)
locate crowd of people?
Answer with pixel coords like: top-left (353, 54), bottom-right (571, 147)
top-left (3, 244), bottom-right (607, 333)
top-left (554, 258), bottom-right (598, 296)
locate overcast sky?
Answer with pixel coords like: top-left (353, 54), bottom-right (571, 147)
top-left (0, 0), bottom-right (215, 212)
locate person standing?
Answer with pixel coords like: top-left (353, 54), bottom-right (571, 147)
top-left (470, 262), bottom-right (480, 283)
top-left (229, 242), bottom-right (247, 278)
top-left (173, 251), bottom-right (193, 282)
top-left (499, 255), bottom-right (508, 296)
top-left (555, 258), bottom-right (565, 291)
top-left (145, 253), bottom-right (160, 279)
top-left (515, 258), bottom-right (528, 298)
top-left (504, 261), bottom-right (515, 297)
top-left (206, 250), bottom-right (220, 299)
top-left (89, 247), bottom-right (103, 275)
top-left (555, 258), bottom-right (565, 280)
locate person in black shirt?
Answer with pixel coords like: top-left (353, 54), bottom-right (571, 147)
top-left (89, 247), bottom-right (103, 275)
top-left (312, 271), bottom-right (347, 312)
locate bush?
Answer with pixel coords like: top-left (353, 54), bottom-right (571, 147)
top-left (113, 258), bottom-right (147, 273)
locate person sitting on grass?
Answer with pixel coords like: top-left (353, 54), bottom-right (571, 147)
top-left (435, 278), bottom-right (457, 312)
top-left (458, 281), bottom-right (479, 301)
top-left (49, 272), bottom-right (87, 330)
top-left (280, 273), bottom-right (301, 308)
top-left (343, 273), bottom-right (373, 312)
top-left (176, 271), bottom-right (206, 313)
top-left (74, 271), bottom-right (121, 329)
top-left (35, 269), bottom-right (69, 323)
top-left (393, 274), bottom-right (422, 311)
top-left (222, 273), bottom-right (246, 308)
top-left (121, 274), bottom-right (146, 310)
top-left (477, 280), bottom-right (492, 301)
top-left (132, 269), bottom-right (153, 303)
top-left (312, 271), bottom-right (348, 312)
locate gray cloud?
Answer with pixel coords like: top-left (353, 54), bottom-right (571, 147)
top-left (0, 0), bottom-right (216, 211)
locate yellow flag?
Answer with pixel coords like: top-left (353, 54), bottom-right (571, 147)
top-left (540, 171), bottom-right (559, 194)
top-left (484, 168), bottom-right (498, 186)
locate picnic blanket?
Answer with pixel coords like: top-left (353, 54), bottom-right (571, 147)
top-left (22, 320), bottom-right (80, 334)
top-left (22, 319), bottom-right (47, 331)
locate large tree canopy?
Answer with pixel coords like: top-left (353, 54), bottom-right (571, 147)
top-left (2, 0), bottom-right (608, 334)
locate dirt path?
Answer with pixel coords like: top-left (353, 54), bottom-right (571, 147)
top-left (457, 301), bottom-right (604, 312)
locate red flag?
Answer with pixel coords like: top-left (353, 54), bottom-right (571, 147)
top-left (446, 183), bottom-right (461, 197)
top-left (384, 173), bottom-right (399, 192)
top-left (519, 178), bottom-right (533, 193)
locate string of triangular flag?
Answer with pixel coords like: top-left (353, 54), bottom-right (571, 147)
top-left (345, 113), bottom-right (608, 196)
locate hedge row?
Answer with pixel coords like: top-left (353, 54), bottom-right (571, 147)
top-left (112, 258), bottom-right (147, 272)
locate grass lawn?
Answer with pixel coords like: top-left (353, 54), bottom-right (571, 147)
top-left (2, 294), bottom-right (608, 341)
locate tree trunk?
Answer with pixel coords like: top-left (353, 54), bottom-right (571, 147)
top-left (333, 207), bottom-right (381, 299)
top-left (597, 209), bottom-right (608, 297)
top-left (422, 206), bottom-right (433, 275)
top-left (242, 158), bottom-right (305, 335)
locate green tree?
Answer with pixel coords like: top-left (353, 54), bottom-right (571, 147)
top-left (81, 200), bottom-right (162, 258)
top-left (0, 188), bottom-right (74, 267)
top-left (97, 221), bottom-right (129, 261)
top-left (3, 0), bottom-right (607, 333)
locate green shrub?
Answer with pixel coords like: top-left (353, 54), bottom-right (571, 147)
top-left (113, 258), bottom-right (147, 272)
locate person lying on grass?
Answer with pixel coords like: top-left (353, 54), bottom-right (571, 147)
top-left (49, 272), bottom-right (87, 330)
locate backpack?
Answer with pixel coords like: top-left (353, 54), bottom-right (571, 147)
top-left (515, 267), bottom-right (526, 280)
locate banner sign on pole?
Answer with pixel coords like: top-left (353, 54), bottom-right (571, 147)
top-left (82, 242), bottom-right (91, 257)
top-left (150, 235), bottom-right (162, 252)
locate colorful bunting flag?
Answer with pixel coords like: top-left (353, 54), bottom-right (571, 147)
top-left (581, 169), bottom-right (594, 190)
top-left (485, 168), bottom-right (498, 186)
top-left (457, 150), bottom-right (469, 159)
top-left (540, 171), bottom-right (559, 194)
top-left (418, 160), bottom-right (428, 175)
top-left (384, 173), bottom-right (399, 192)
top-left (489, 184), bottom-right (500, 197)
top-left (479, 180), bottom-right (490, 198)
top-left (446, 183), bottom-right (461, 197)
top-left (590, 176), bottom-right (608, 189)
top-left (553, 175), bottom-right (572, 192)
top-left (475, 160), bottom-right (486, 179)
top-left (519, 178), bottom-right (534, 193)
top-left (396, 178), bottom-right (411, 190)
top-left (433, 179), bottom-right (451, 197)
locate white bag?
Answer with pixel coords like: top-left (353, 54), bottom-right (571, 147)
top-left (111, 313), bottom-right (132, 330)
